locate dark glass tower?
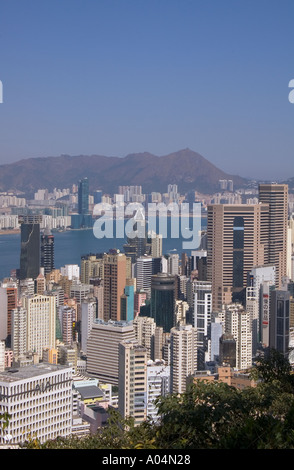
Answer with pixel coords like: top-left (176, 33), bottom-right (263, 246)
top-left (150, 273), bottom-right (177, 333)
top-left (19, 215), bottom-right (42, 280)
top-left (78, 177), bottom-right (89, 215)
top-left (41, 227), bottom-right (55, 275)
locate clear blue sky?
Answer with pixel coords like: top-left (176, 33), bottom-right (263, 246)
top-left (0, 0), bottom-right (293, 180)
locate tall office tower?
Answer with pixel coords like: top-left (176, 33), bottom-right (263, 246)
top-left (41, 227), bottom-right (55, 276)
top-left (0, 363), bottom-right (72, 446)
top-left (269, 290), bottom-right (290, 355)
top-left (86, 319), bottom-right (135, 385)
top-left (0, 282), bottom-right (18, 345)
top-left (147, 231), bottom-right (162, 258)
top-left (133, 316), bottom-right (156, 360)
top-left (147, 360), bottom-right (170, 423)
top-left (150, 273), bottom-right (177, 333)
top-left (80, 298), bottom-right (97, 352)
top-left (103, 251), bottom-right (127, 322)
top-left (167, 253), bottom-right (179, 275)
top-left (118, 340), bottom-right (148, 425)
top-left (120, 281), bottom-right (135, 322)
top-left (78, 177), bottom-right (89, 215)
top-left (207, 204), bottom-right (269, 310)
top-left (246, 265), bottom-right (276, 352)
top-left (135, 256), bottom-right (155, 298)
top-left (22, 294), bottom-right (56, 357)
top-left (259, 184), bottom-right (288, 288)
top-left (224, 303), bottom-right (252, 370)
top-left (192, 280), bottom-right (212, 346)
top-left (219, 333), bottom-right (237, 367)
top-left (123, 207), bottom-right (148, 263)
top-left (11, 306), bottom-right (27, 359)
top-left (170, 324), bottom-right (197, 394)
top-left (19, 214), bottom-right (42, 280)
top-left (59, 305), bottom-right (74, 345)
top-left (80, 254), bottom-right (104, 284)
top-left (208, 315), bottom-right (224, 363)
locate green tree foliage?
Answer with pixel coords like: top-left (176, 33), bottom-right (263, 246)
top-left (24, 350), bottom-right (294, 449)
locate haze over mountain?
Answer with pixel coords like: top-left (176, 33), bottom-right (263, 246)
top-left (0, 148), bottom-right (247, 195)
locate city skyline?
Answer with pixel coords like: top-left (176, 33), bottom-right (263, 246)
top-left (0, 0), bottom-right (293, 181)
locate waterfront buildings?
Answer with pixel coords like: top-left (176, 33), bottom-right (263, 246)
top-left (41, 227), bottom-right (55, 276)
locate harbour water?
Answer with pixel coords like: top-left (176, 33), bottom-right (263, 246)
top-left (0, 216), bottom-right (207, 280)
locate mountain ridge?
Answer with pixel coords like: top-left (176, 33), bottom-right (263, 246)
top-left (0, 148), bottom-right (247, 195)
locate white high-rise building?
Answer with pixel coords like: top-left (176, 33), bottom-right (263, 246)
top-left (0, 363), bottom-right (72, 446)
top-left (86, 319), bottom-right (135, 385)
top-left (167, 253), bottom-right (179, 275)
top-left (22, 294), bottom-right (56, 357)
top-left (80, 298), bottom-right (96, 353)
top-left (118, 340), bottom-right (147, 425)
top-left (11, 306), bottom-right (27, 359)
top-left (225, 303), bottom-right (252, 371)
top-left (60, 264), bottom-right (80, 280)
top-left (135, 256), bottom-right (154, 298)
top-left (193, 281), bottom-right (212, 349)
top-left (147, 360), bottom-right (170, 422)
top-left (170, 324), bottom-right (197, 394)
top-left (133, 316), bottom-right (156, 360)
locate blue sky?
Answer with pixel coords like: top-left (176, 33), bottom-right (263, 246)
top-left (0, 0), bottom-right (293, 180)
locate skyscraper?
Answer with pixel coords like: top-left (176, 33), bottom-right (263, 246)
top-left (19, 215), bottom-right (42, 280)
top-left (41, 227), bottom-right (55, 276)
top-left (118, 340), bottom-right (147, 425)
top-left (170, 324), bottom-right (197, 394)
top-left (150, 273), bottom-right (177, 333)
top-left (78, 177), bottom-right (89, 215)
top-left (258, 184), bottom-right (288, 289)
top-left (207, 204), bottom-right (269, 310)
top-left (103, 250), bottom-right (127, 322)
top-left (269, 289), bottom-right (290, 355)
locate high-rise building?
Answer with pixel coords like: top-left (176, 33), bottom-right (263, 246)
top-left (41, 227), bottom-right (55, 276)
top-left (146, 360), bottom-right (170, 423)
top-left (11, 306), bottom-right (27, 359)
top-left (78, 177), bottom-right (89, 215)
top-left (224, 303), bottom-right (252, 370)
top-left (219, 333), bottom-right (237, 367)
top-left (118, 340), bottom-right (148, 425)
top-left (133, 316), bottom-right (156, 360)
top-left (19, 214), bottom-right (42, 280)
top-left (120, 282), bottom-right (135, 322)
top-left (207, 204), bottom-right (269, 310)
top-left (22, 294), bottom-right (56, 357)
top-left (86, 319), bottom-right (135, 385)
top-left (258, 184), bottom-right (288, 288)
top-left (150, 273), bottom-right (177, 333)
top-left (0, 282), bottom-right (18, 345)
top-left (0, 363), bottom-right (72, 446)
top-left (80, 254), bottom-right (104, 284)
top-left (103, 251), bottom-right (127, 322)
top-left (170, 324), bottom-right (197, 394)
top-left (269, 289), bottom-right (290, 355)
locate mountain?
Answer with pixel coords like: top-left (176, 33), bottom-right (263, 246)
top-left (0, 148), bottom-right (247, 195)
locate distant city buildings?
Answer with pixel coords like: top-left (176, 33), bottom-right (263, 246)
top-left (0, 177), bottom-right (293, 444)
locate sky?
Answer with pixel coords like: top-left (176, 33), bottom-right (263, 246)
top-left (0, 0), bottom-right (293, 181)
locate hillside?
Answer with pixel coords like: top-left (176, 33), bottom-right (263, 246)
top-left (0, 148), bottom-right (247, 195)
